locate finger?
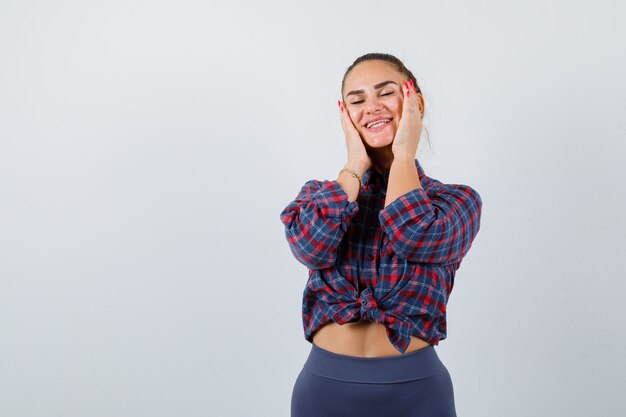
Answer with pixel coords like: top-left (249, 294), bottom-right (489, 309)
top-left (340, 101), bottom-right (360, 135)
top-left (408, 80), bottom-right (424, 116)
top-left (403, 81), bottom-right (420, 116)
top-left (402, 81), bottom-right (413, 113)
top-left (338, 100), bottom-right (347, 125)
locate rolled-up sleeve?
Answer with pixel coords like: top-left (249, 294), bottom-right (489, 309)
top-left (280, 179), bottom-right (359, 270)
top-left (378, 180), bottom-right (482, 265)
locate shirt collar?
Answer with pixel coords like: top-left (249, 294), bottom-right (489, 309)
top-left (361, 158), bottom-right (426, 188)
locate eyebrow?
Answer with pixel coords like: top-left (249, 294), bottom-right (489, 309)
top-left (345, 80), bottom-right (399, 97)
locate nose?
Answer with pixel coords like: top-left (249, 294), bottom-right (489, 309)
top-left (363, 98), bottom-right (384, 114)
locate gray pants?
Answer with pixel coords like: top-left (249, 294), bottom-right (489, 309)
top-left (291, 342), bottom-right (457, 417)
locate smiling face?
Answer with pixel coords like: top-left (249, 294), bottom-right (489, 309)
top-left (341, 60), bottom-right (407, 149)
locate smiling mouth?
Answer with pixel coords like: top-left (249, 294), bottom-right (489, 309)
top-left (364, 118), bottom-right (392, 130)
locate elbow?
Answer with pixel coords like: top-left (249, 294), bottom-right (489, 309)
top-left (388, 238), bottom-right (458, 265)
top-left (387, 221), bottom-right (463, 265)
top-left (290, 246), bottom-right (337, 270)
top-left (283, 227), bottom-right (338, 270)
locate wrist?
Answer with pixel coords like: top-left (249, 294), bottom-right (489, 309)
top-left (339, 167), bottom-right (362, 188)
top-left (392, 154), bottom-right (415, 164)
top-left (344, 161), bottom-right (368, 176)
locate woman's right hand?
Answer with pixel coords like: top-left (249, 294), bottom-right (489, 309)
top-left (338, 100), bottom-right (372, 174)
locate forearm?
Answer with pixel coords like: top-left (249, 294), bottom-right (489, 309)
top-left (384, 156), bottom-right (423, 208)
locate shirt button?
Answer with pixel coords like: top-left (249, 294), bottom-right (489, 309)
top-left (368, 254), bottom-right (375, 260)
top-left (361, 299), bottom-right (367, 305)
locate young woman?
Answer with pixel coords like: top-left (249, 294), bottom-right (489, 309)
top-left (280, 53), bottom-right (483, 417)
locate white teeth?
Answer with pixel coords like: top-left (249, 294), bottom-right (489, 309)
top-left (367, 119), bottom-right (391, 128)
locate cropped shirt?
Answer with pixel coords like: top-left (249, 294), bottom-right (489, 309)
top-left (279, 158), bottom-right (482, 353)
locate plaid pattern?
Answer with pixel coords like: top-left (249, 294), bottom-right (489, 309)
top-left (280, 158), bottom-right (482, 353)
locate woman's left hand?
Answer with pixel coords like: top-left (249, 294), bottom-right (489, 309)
top-left (391, 80), bottom-right (423, 160)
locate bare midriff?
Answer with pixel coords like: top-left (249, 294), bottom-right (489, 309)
top-left (311, 320), bottom-right (431, 358)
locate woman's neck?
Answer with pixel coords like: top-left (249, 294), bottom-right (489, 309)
top-left (368, 146), bottom-right (395, 175)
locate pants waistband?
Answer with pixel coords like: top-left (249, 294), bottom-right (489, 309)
top-left (303, 342), bottom-right (446, 383)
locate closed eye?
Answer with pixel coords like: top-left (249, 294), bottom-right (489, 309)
top-left (350, 91), bottom-right (394, 105)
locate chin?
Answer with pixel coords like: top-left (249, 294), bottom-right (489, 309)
top-left (363, 133), bottom-right (394, 148)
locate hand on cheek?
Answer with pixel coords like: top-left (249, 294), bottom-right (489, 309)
top-left (392, 79), bottom-right (423, 159)
top-left (338, 100), bottom-right (372, 172)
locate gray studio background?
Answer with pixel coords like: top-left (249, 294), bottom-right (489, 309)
top-left (1, 1), bottom-right (625, 416)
